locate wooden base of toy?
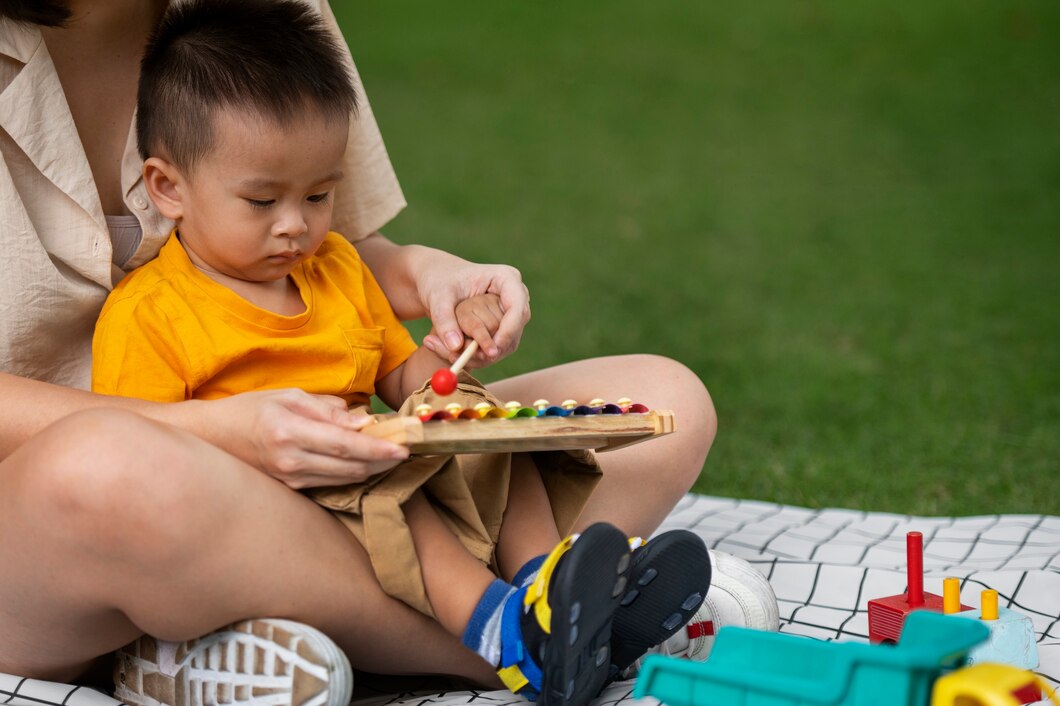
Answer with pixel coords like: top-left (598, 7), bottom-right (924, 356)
top-left (362, 409), bottom-right (675, 454)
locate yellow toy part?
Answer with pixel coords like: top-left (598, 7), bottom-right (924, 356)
top-left (931, 663), bottom-right (1059, 706)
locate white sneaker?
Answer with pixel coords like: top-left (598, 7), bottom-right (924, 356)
top-left (621, 549), bottom-right (778, 677)
top-left (113, 619), bottom-right (353, 706)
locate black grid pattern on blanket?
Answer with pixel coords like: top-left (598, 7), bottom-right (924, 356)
top-left (2, 494), bottom-right (1057, 706)
top-left (661, 496), bottom-right (1059, 687)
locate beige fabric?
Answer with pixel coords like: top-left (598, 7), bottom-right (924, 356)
top-left (0, 1), bottom-right (406, 389)
top-left (308, 377), bottom-right (603, 615)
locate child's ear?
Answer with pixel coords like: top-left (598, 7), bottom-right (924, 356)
top-left (142, 157), bottom-right (185, 220)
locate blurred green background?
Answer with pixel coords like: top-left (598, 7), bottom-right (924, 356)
top-left (333, 1), bottom-right (1059, 516)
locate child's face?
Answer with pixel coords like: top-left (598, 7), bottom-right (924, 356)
top-left (173, 107), bottom-right (348, 282)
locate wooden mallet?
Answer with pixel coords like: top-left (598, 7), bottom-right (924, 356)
top-left (430, 340), bottom-right (479, 395)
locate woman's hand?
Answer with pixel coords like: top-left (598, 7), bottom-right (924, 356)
top-left (354, 233), bottom-right (531, 366)
top-left (185, 389), bottom-right (409, 489)
top-left (418, 261), bottom-right (530, 366)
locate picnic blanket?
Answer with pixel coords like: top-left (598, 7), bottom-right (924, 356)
top-left (3, 494), bottom-right (1057, 706)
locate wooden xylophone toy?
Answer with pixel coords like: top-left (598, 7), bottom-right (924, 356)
top-left (362, 398), bottom-right (675, 455)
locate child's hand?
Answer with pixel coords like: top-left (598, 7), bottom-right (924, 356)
top-left (450, 293), bottom-right (506, 369)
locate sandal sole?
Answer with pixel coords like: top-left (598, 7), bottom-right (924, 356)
top-left (537, 523), bottom-right (630, 706)
top-left (609, 530), bottom-right (711, 674)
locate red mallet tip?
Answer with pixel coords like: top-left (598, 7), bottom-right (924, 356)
top-left (430, 368), bottom-right (458, 395)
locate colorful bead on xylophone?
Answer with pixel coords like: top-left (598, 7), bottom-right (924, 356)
top-left (413, 398), bottom-right (651, 422)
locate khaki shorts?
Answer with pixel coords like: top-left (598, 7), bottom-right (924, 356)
top-left (307, 376), bottom-right (602, 615)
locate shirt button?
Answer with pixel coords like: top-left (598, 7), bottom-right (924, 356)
top-left (133, 196), bottom-right (149, 210)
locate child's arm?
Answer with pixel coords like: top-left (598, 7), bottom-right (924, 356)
top-left (374, 346), bottom-right (451, 411)
top-left (375, 293), bottom-right (505, 410)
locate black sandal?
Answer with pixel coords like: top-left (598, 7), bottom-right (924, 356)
top-left (607, 529), bottom-right (712, 678)
top-left (496, 522), bottom-right (631, 706)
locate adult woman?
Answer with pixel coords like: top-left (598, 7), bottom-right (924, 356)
top-left (0, 0), bottom-right (715, 693)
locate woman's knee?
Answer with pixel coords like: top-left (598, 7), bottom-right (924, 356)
top-left (16, 409), bottom-right (224, 552)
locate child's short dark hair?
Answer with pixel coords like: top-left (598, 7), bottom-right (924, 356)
top-left (137, 0), bottom-right (356, 172)
top-left (0, 0), bottom-right (71, 27)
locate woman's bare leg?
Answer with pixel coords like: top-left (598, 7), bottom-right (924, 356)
top-left (489, 355), bottom-right (716, 537)
top-left (0, 408), bottom-right (496, 686)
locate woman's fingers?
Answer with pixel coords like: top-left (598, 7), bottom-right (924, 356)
top-left (225, 389), bottom-right (408, 488)
top-left (286, 392), bottom-right (374, 431)
top-left (268, 447), bottom-right (404, 489)
top-left (489, 272), bottom-right (530, 359)
top-left (426, 287), bottom-right (465, 354)
top-left (422, 333), bottom-right (456, 363)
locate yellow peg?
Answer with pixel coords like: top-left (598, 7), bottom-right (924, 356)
top-left (943, 577), bottom-right (962, 614)
top-left (533, 399), bottom-right (550, 411)
top-left (981, 589), bottom-right (999, 620)
top-left (560, 399), bottom-right (578, 410)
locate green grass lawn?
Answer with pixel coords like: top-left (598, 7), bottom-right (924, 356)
top-left (334, 1), bottom-right (1059, 516)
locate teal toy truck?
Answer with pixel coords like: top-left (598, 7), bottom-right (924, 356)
top-left (633, 611), bottom-right (991, 706)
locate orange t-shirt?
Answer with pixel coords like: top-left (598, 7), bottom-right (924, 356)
top-left (91, 231), bottom-right (418, 405)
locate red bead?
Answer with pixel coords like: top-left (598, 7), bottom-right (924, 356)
top-left (430, 368), bottom-right (457, 395)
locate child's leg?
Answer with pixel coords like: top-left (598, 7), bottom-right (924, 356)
top-left (493, 453), bottom-right (562, 583)
top-left (404, 490), bottom-right (498, 637)
top-left (484, 451), bottom-right (713, 686)
top-left (503, 523), bottom-right (631, 706)
top-left (405, 489), bottom-right (631, 706)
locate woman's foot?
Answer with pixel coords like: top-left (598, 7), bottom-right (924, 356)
top-left (113, 619), bottom-right (353, 706)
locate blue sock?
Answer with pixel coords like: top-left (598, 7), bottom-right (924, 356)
top-left (512, 554), bottom-right (547, 588)
top-left (461, 579), bottom-right (517, 666)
